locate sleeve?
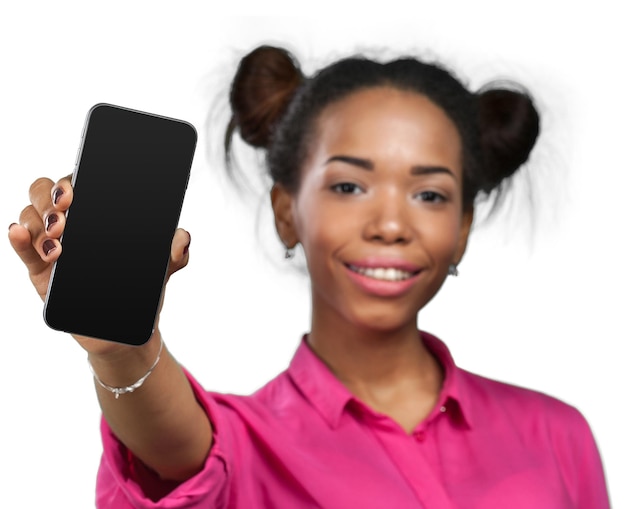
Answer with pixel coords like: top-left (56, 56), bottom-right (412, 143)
top-left (95, 370), bottom-right (233, 509)
top-left (551, 405), bottom-right (611, 509)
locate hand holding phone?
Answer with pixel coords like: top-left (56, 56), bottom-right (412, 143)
top-left (40, 104), bottom-right (197, 345)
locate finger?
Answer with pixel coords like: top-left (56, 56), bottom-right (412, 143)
top-left (42, 207), bottom-right (66, 239)
top-left (47, 175), bottom-right (74, 236)
top-left (50, 174), bottom-right (74, 211)
top-left (7, 223), bottom-right (56, 279)
top-left (28, 176), bottom-right (71, 239)
top-left (168, 228), bottom-right (191, 277)
top-left (29, 177), bottom-right (55, 218)
top-left (18, 204), bottom-right (62, 263)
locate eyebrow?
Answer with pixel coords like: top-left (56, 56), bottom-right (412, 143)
top-left (325, 155), bottom-right (457, 180)
top-left (325, 155), bottom-right (374, 170)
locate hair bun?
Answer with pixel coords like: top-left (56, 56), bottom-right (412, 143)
top-left (228, 45), bottom-right (304, 149)
top-left (477, 85), bottom-right (540, 193)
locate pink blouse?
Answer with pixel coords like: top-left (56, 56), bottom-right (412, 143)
top-left (96, 333), bottom-right (610, 508)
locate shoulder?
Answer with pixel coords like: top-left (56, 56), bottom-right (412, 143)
top-left (461, 368), bottom-right (590, 428)
top-left (423, 328), bottom-right (590, 434)
top-left (197, 369), bottom-right (299, 425)
top-left (458, 367), bottom-right (598, 457)
top-left (459, 369), bottom-right (609, 506)
top-left (425, 331), bottom-right (589, 431)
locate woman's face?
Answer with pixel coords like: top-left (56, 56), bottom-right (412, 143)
top-left (272, 87), bottom-right (473, 333)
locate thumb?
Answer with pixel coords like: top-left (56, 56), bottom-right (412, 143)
top-left (167, 228), bottom-right (191, 278)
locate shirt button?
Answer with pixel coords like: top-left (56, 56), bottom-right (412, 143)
top-left (440, 405), bottom-right (447, 413)
top-left (415, 430), bottom-right (426, 442)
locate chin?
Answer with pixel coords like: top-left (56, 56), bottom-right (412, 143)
top-left (348, 307), bottom-right (418, 335)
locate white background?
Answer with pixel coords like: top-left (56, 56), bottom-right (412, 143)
top-left (1, 4), bottom-right (623, 507)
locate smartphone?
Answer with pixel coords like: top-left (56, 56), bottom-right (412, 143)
top-left (44, 104), bottom-right (197, 345)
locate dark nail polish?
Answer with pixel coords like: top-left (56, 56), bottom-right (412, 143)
top-left (43, 239), bottom-right (56, 256)
top-left (45, 214), bottom-right (58, 232)
top-left (52, 187), bottom-right (64, 205)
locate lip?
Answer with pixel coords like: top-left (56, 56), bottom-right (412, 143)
top-left (344, 258), bottom-right (422, 298)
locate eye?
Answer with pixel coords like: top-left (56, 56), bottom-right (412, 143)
top-left (331, 182), bottom-right (363, 195)
top-left (416, 190), bottom-right (447, 203)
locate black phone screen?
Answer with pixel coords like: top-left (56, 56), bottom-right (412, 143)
top-left (44, 104), bottom-right (197, 345)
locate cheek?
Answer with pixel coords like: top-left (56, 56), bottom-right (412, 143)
top-left (293, 196), bottom-right (354, 276)
top-left (297, 207), bottom-right (344, 257)
top-left (293, 194), bottom-right (323, 252)
top-left (417, 211), bottom-right (463, 260)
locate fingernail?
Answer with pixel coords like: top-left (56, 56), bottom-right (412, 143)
top-left (45, 214), bottom-right (58, 232)
top-left (43, 239), bottom-right (56, 256)
top-left (52, 187), bottom-right (64, 205)
top-left (8, 222), bottom-right (17, 231)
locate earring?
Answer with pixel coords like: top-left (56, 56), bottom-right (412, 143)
top-left (448, 264), bottom-right (459, 277)
top-left (285, 247), bottom-right (295, 259)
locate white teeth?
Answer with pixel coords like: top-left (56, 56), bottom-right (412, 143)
top-left (352, 266), bottom-right (413, 281)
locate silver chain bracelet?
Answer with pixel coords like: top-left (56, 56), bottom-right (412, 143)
top-left (88, 337), bottom-right (164, 399)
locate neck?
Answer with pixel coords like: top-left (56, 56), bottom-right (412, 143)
top-left (307, 309), bottom-right (443, 405)
top-left (309, 324), bottom-right (414, 380)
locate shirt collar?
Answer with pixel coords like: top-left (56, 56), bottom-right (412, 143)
top-left (287, 336), bottom-right (355, 429)
top-left (287, 333), bottom-right (473, 430)
top-left (421, 331), bottom-right (473, 430)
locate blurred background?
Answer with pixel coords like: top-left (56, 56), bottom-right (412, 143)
top-left (1, 4), bottom-right (623, 507)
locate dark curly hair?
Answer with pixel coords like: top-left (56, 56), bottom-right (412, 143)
top-left (226, 45), bottom-right (539, 211)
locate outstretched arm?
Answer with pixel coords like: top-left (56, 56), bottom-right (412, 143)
top-left (8, 175), bottom-right (213, 482)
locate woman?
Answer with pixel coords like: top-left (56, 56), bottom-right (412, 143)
top-left (8, 45), bottom-right (610, 508)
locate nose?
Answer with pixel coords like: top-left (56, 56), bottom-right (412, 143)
top-left (363, 190), bottom-right (413, 244)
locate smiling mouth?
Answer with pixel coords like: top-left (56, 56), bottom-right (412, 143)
top-left (347, 264), bottom-right (419, 282)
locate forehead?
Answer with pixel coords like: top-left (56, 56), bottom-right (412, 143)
top-left (309, 86), bottom-right (463, 169)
